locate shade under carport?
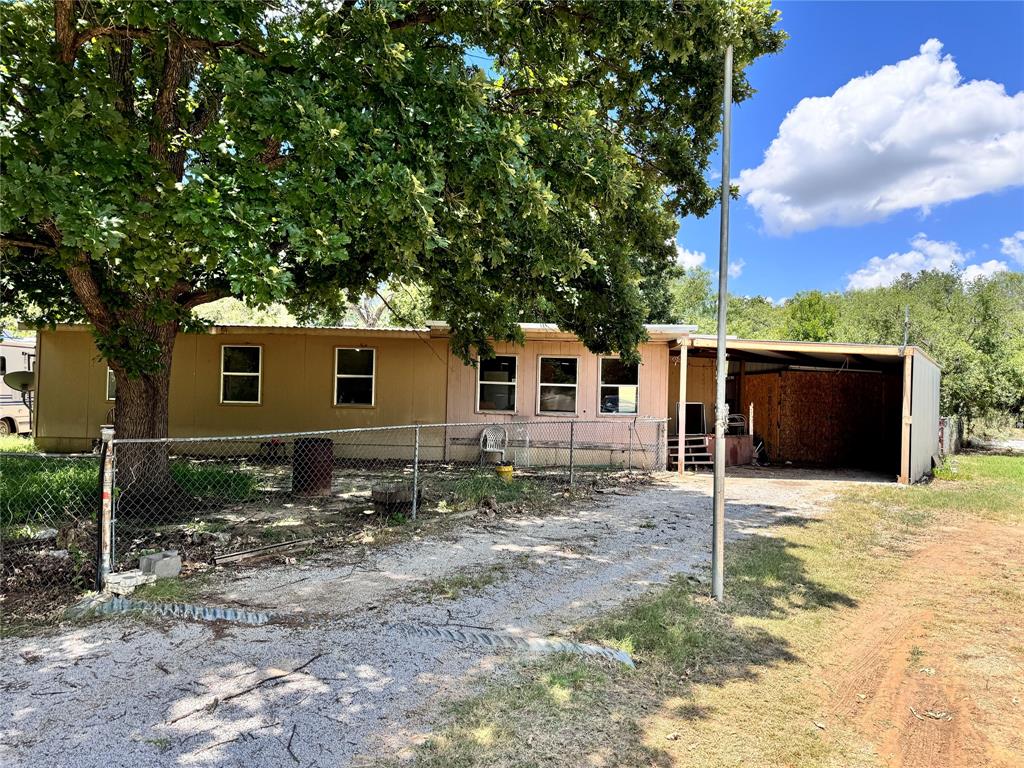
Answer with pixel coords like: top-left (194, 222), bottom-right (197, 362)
top-left (673, 336), bottom-right (942, 483)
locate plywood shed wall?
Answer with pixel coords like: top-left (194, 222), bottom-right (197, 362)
top-left (742, 369), bottom-right (903, 473)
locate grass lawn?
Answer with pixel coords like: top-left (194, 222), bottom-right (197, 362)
top-left (401, 454), bottom-right (1023, 768)
top-left (0, 449), bottom-right (98, 528)
top-left (0, 434), bottom-right (39, 453)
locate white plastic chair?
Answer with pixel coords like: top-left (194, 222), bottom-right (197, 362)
top-left (479, 425), bottom-right (508, 464)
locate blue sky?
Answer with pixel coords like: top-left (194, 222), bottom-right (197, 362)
top-left (676, 0), bottom-right (1024, 302)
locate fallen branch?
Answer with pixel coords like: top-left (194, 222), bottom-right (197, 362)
top-left (286, 723), bottom-right (299, 763)
top-left (167, 653), bottom-right (324, 724)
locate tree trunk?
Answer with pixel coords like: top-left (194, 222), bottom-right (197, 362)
top-left (110, 322), bottom-right (177, 511)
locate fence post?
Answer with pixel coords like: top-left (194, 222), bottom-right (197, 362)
top-left (627, 421), bottom-right (634, 471)
top-left (568, 420), bottom-right (576, 487)
top-left (97, 426), bottom-right (115, 591)
top-left (412, 426), bottom-right (420, 520)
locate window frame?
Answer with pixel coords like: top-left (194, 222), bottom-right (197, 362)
top-left (597, 355), bottom-right (641, 416)
top-left (219, 344), bottom-right (263, 405)
top-left (536, 355), bottom-right (580, 416)
top-left (475, 354), bottom-right (519, 414)
top-left (105, 367), bottom-right (116, 401)
top-left (334, 346), bottom-right (377, 408)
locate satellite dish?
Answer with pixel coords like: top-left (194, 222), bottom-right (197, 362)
top-left (3, 370), bottom-right (35, 393)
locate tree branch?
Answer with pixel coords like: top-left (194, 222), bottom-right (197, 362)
top-left (177, 287), bottom-right (230, 310)
top-left (188, 86), bottom-right (223, 137)
top-left (65, 253), bottom-right (115, 332)
top-left (54, 0), bottom-right (77, 64)
top-left (183, 37), bottom-right (265, 58)
top-left (389, 4), bottom-right (438, 31)
top-left (56, 14), bottom-right (265, 65)
top-left (106, 30), bottom-right (136, 117)
top-left (72, 25), bottom-right (153, 53)
top-left (0, 236), bottom-right (56, 253)
top-left (258, 138), bottom-right (289, 169)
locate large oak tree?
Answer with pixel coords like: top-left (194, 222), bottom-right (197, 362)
top-left (1, 0), bottom-right (783, 479)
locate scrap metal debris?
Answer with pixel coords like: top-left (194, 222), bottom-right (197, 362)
top-left (213, 538), bottom-right (315, 565)
top-left (391, 622), bottom-right (635, 667)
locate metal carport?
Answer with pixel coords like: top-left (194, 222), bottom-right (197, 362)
top-left (671, 337), bottom-right (942, 483)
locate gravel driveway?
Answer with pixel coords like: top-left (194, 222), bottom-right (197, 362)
top-left (1, 469), bottom-right (885, 767)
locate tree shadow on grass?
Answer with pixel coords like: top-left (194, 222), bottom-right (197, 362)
top-left (400, 490), bottom-right (864, 766)
top-left (725, 535), bottom-right (859, 620)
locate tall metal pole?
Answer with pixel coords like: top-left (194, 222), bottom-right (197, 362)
top-left (712, 42), bottom-right (734, 603)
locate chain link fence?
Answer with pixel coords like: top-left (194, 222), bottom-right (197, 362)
top-left (1, 450), bottom-right (101, 622)
top-left (1, 418), bottom-right (665, 622)
top-left (106, 419), bottom-right (665, 581)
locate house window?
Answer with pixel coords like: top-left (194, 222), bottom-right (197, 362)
top-left (106, 368), bottom-right (116, 401)
top-left (335, 348), bottom-right (375, 406)
top-left (538, 357), bottom-right (578, 414)
top-left (599, 357), bottom-right (639, 414)
top-left (477, 356), bottom-right (517, 412)
top-left (220, 345), bottom-right (262, 404)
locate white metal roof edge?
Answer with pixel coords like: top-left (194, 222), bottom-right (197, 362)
top-left (50, 321), bottom-right (696, 344)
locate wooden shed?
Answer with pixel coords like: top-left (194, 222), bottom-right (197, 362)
top-left (670, 337), bottom-right (942, 484)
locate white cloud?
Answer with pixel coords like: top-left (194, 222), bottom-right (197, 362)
top-left (847, 233), bottom-right (1015, 289)
top-left (962, 259), bottom-right (1009, 282)
top-left (738, 39), bottom-right (1024, 235)
top-left (847, 233), bottom-right (966, 289)
top-left (1001, 231), bottom-right (1024, 264)
top-left (728, 259), bottom-right (746, 279)
top-left (673, 242), bottom-right (707, 269)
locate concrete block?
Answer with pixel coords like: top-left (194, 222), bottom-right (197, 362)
top-left (139, 550), bottom-right (182, 579)
top-left (151, 554), bottom-right (182, 579)
top-left (105, 569), bottom-right (157, 595)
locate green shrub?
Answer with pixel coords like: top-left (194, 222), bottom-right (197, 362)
top-left (0, 435), bottom-right (37, 453)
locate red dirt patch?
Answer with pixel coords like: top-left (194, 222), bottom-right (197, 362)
top-left (821, 521), bottom-right (1024, 767)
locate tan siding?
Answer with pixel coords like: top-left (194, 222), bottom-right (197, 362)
top-left (667, 353), bottom-right (681, 434)
top-left (35, 328), bottom-right (448, 449)
top-left (685, 357), bottom-right (715, 417)
top-left (35, 326), bottom-right (672, 452)
top-left (35, 329), bottom-right (107, 450)
top-left (445, 340), bottom-right (669, 425)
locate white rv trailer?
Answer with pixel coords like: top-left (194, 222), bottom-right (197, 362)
top-left (0, 333), bottom-right (35, 435)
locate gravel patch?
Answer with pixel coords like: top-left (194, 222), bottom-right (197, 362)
top-left (1, 468), bottom-right (888, 767)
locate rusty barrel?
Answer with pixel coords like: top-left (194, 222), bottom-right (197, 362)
top-left (292, 437), bottom-right (334, 496)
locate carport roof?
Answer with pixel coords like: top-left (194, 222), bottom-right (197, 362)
top-left (678, 335), bottom-right (939, 370)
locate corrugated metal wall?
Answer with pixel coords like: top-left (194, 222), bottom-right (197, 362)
top-left (909, 353), bottom-right (941, 483)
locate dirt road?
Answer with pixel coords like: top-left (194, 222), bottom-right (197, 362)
top-left (1, 470), bottom-right (868, 767)
top-left (823, 518), bottom-right (1024, 767)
